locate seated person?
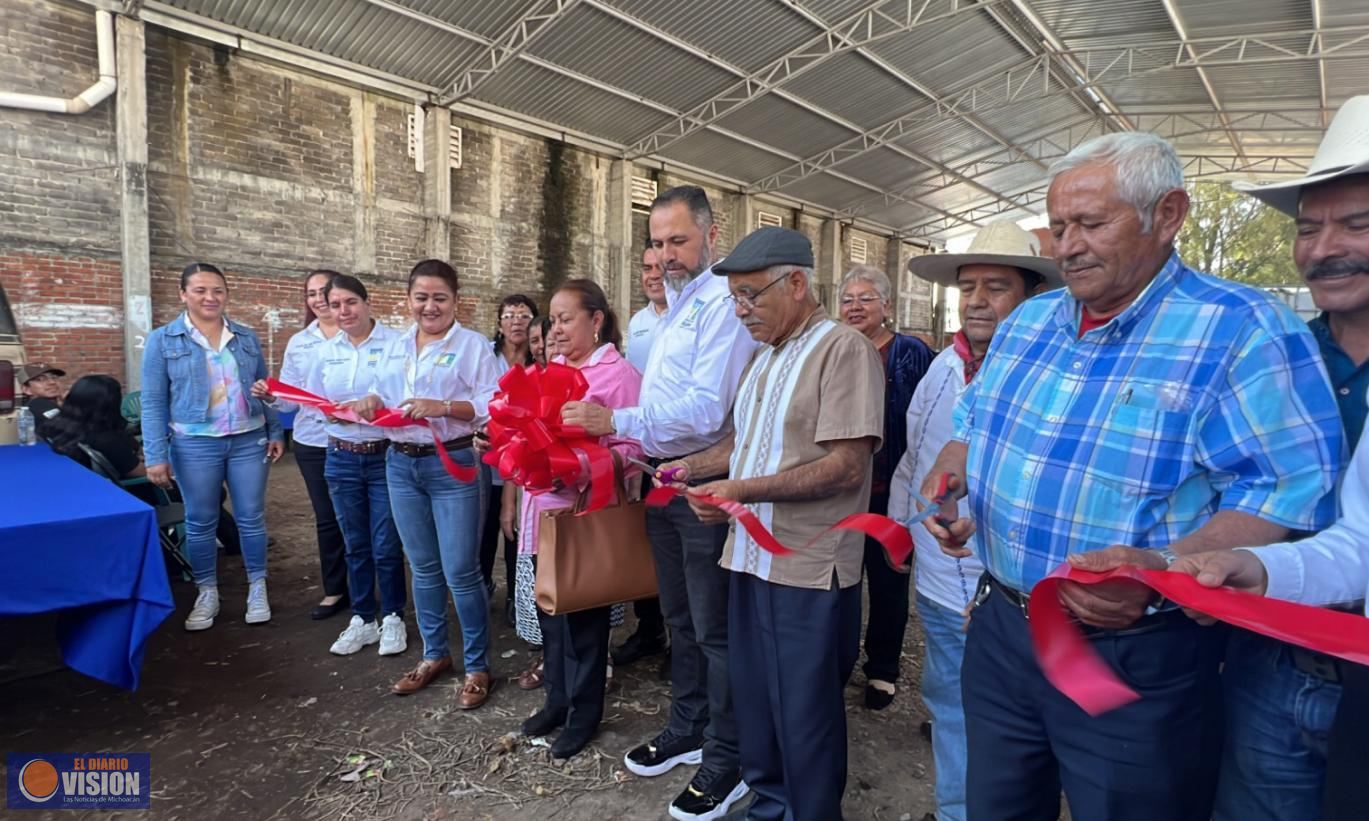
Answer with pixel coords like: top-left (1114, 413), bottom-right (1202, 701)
top-left (20, 363), bottom-right (66, 440)
top-left (48, 375), bottom-right (243, 553)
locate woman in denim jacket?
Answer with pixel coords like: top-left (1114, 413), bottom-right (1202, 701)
top-left (141, 262), bottom-right (284, 632)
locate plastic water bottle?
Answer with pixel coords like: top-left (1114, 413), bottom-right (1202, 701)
top-left (16, 406), bottom-right (36, 446)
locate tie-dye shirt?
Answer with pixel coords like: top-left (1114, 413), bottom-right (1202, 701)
top-left (170, 319), bottom-right (265, 438)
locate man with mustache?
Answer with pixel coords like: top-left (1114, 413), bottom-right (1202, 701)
top-left (562, 186), bottom-right (757, 820)
top-left (920, 131), bottom-right (1344, 820)
top-left (1077, 95), bottom-right (1369, 821)
top-left (661, 225), bottom-right (884, 820)
top-left (614, 238), bottom-right (672, 672)
top-left (888, 220), bottom-right (1061, 821)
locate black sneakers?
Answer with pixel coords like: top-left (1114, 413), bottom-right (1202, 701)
top-left (668, 769), bottom-right (750, 821)
top-left (611, 627), bottom-right (669, 666)
top-left (623, 729), bottom-right (704, 777)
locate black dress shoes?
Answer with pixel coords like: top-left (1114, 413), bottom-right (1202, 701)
top-left (522, 706), bottom-right (567, 738)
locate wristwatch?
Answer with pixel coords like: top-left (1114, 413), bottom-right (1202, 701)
top-left (1146, 548), bottom-right (1180, 615)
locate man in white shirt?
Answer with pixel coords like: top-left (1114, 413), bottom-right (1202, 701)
top-left (626, 240), bottom-right (669, 373)
top-left (615, 239), bottom-right (671, 670)
top-left (562, 186), bottom-right (757, 820)
top-left (887, 221), bottom-right (1058, 821)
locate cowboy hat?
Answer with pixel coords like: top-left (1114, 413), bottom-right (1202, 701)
top-left (907, 220), bottom-right (1063, 289)
top-left (1233, 95), bottom-right (1369, 216)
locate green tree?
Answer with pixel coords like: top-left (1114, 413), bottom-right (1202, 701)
top-left (1178, 181), bottom-right (1301, 286)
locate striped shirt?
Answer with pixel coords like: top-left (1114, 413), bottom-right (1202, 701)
top-left (721, 309), bottom-right (885, 590)
top-left (953, 253), bottom-right (1343, 592)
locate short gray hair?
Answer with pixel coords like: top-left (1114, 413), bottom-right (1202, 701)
top-left (765, 263), bottom-right (815, 289)
top-left (1048, 132), bottom-right (1184, 233)
top-left (840, 265), bottom-right (891, 302)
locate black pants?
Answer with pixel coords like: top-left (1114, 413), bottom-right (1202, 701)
top-left (295, 443), bottom-right (348, 598)
top-left (1324, 661), bottom-right (1369, 820)
top-left (646, 494), bottom-right (739, 774)
top-left (632, 597), bottom-right (665, 637)
top-left (479, 468), bottom-right (516, 601)
top-left (731, 571), bottom-right (862, 821)
top-left (537, 602), bottom-right (611, 732)
top-left (963, 582), bottom-right (1225, 821)
top-left (860, 491), bottom-right (910, 683)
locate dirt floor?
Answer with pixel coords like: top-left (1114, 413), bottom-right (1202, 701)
top-left (1, 452), bottom-right (939, 820)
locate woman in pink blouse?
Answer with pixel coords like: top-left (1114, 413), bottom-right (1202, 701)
top-left (519, 278), bottom-right (643, 759)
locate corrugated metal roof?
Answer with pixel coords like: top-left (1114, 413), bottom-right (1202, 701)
top-left (148, 0), bottom-right (1369, 244)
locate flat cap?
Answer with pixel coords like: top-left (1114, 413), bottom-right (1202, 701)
top-left (712, 226), bottom-right (814, 275)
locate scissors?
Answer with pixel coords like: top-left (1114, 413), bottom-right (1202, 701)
top-left (906, 472), bottom-right (959, 531)
top-left (624, 456), bottom-right (687, 485)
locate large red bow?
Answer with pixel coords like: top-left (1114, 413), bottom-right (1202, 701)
top-left (1029, 563), bottom-right (1369, 716)
top-left (482, 364), bottom-right (616, 514)
top-left (264, 378), bottom-right (476, 482)
top-left (645, 486), bottom-right (913, 567)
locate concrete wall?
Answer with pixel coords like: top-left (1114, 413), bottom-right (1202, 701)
top-left (0, 0), bottom-right (936, 384)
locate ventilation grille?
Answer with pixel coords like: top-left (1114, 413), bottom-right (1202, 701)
top-left (850, 236), bottom-right (868, 264)
top-left (756, 210), bottom-right (783, 228)
top-left (631, 176), bottom-right (657, 213)
top-left (449, 125), bottom-right (463, 170)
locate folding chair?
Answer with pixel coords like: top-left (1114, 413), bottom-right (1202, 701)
top-left (78, 444), bottom-right (192, 582)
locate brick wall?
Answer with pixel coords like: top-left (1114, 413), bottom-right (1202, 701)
top-left (0, 0), bottom-right (934, 385)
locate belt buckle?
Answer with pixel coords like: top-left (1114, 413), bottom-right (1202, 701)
top-left (1293, 648), bottom-right (1340, 683)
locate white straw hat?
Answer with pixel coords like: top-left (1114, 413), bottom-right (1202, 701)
top-left (1233, 95), bottom-right (1369, 216)
top-left (907, 220), bottom-right (1063, 289)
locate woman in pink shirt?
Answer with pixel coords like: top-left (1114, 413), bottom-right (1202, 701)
top-left (519, 278), bottom-right (643, 759)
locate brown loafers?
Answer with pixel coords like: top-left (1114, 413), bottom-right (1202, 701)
top-left (517, 656), bottom-right (544, 691)
top-left (391, 657), bottom-right (452, 695)
top-left (457, 671), bottom-right (493, 710)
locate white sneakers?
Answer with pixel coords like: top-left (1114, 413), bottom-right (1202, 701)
top-left (331, 613), bottom-right (408, 656)
top-left (245, 579), bottom-right (271, 624)
top-left (331, 616), bottom-right (380, 655)
top-left (379, 614), bottom-right (407, 656)
top-left (185, 581), bottom-right (271, 630)
top-left (184, 586), bottom-right (220, 631)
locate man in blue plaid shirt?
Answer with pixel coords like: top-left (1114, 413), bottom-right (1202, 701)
top-left (919, 132), bottom-right (1344, 821)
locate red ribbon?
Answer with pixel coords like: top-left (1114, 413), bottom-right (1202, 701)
top-left (481, 363), bottom-right (616, 514)
top-left (645, 486), bottom-right (913, 567)
top-left (1029, 563), bottom-right (1369, 716)
top-left (264, 378), bottom-right (476, 483)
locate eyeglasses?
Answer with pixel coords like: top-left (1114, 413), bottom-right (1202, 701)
top-left (840, 294), bottom-right (884, 307)
top-left (726, 273), bottom-right (791, 311)
top-left (500, 312), bottom-right (534, 322)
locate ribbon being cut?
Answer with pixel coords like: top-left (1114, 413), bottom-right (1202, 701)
top-left (1029, 562), bottom-right (1369, 717)
top-left (481, 363), bottom-right (616, 514)
top-left (263, 378), bottom-right (476, 483)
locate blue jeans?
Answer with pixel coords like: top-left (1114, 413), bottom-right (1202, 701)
top-left (169, 430), bottom-right (270, 586)
top-left (385, 447), bottom-right (488, 672)
top-left (917, 593), bottom-right (969, 821)
top-left (1215, 632), bottom-right (1342, 821)
top-left (325, 446), bottom-right (405, 622)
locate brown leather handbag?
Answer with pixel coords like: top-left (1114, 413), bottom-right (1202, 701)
top-left (535, 458), bottom-right (658, 615)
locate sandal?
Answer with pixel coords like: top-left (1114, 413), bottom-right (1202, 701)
top-left (517, 656), bottom-right (544, 691)
top-left (457, 671), bottom-right (493, 710)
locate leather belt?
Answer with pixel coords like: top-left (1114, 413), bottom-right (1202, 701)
top-left (1290, 646), bottom-right (1342, 683)
top-left (979, 573), bottom-right (1188, 636)
top-left (328, 436), bottom-right (388, 455)
top-left (390, 435), bottom-right (474, 458)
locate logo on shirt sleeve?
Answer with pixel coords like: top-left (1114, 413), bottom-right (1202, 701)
top-left (678, 298), bottom-right (706, 330)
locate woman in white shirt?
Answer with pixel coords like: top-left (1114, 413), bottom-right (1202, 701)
top-left (351, 259), bottom-right (501, 708)
top-left (274, 271), bottom-right (348, 620)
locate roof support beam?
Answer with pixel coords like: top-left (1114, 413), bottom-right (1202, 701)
top-left (438, 0), bottom-right (582, 105)
top-left (623, 0), bottom-right (1010, 159)
top-left (1004, 0), bottom-right (1135, 130)
top-left (1312, 0), bottom-right (1330, 127)
top-left (783, 0), bottom-right (1047, 171)
top-left (747, 25), bottom-right (1368, 196)
top-left (1158, 0), bottom-right (1248, 163)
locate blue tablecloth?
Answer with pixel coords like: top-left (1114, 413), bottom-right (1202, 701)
top-left (0, 444), bottom-right (174, 689)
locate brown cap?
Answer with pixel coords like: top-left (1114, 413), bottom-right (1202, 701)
top-left (20, 363), bottom-right (65, 383)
